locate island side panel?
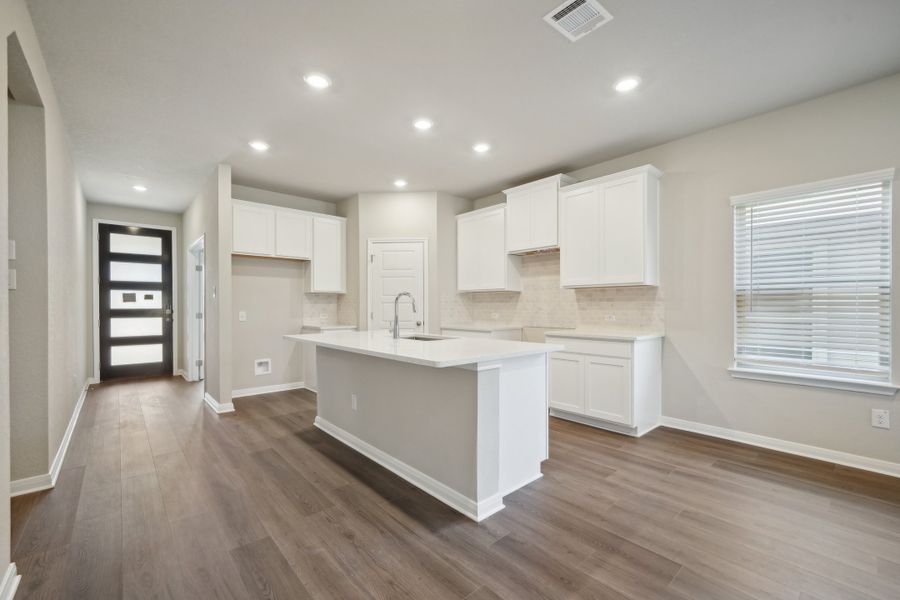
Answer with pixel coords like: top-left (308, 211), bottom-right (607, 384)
top-left (497, 354), bottom-right (548, 495)
top-left (316, 347), bottom-right (479, 500)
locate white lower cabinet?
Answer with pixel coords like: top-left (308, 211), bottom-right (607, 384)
top-left (441, 327), bottom-right (523, 341)
top-left (546, 333), bottom-right (662, 436)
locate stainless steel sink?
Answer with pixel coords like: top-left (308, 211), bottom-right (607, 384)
top-left (401, 334), bottom-right (451, 341)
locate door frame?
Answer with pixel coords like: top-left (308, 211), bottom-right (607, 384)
top-left (91, 218), bottom-right (178, 382)
top-left (185, 235), bottom-right (205, 382)
top-left (366, 237), bottom-right (429, 333)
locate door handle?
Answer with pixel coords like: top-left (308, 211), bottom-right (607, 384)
top-left (416, 321), bottom-right (422, 326)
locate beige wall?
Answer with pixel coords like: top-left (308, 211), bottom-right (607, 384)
top-left (182, 164), bottom-right (231, 404)
top-left (8, 102), bottom-right (48, 480)
top-left (435, 193), bottom-right (473, 330)
top-left (85, 203), bottom-right (183, 378)
top-left (473, 73), bottom-right (900, 465)
top-left (232, 184), bottom-right (336, 215)
top-left (1, 0), bottom-right (90, 567)
top-left (336, 194), bottom-right (359, 326)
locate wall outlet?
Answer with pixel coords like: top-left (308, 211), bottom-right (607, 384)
top-left (254, 358), bottom-right (272, 376)
top-left (604, 314), bottom-right (616, 322)
top-left (351, 394), bottom-right (358, 411)
top-left (238, 310), bottom-right (247, 322)
top-left (871, 408), bottom-right (890, 429)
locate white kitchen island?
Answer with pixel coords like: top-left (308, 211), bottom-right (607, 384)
top-left (285, 330), bottom-right (563, 521)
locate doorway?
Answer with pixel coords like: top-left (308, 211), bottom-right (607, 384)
top-left (367, 239), bottom-right (428, 333)
top-left (94, 222), bottom-right (176, 380)
top-left (186, 236), bottom-right (205, 382)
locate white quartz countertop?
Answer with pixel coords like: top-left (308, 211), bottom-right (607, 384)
top-left (285, 330), bottom-right (563, 368)
top-left (544, 328), bottom-right (665, 341)
top-left (441, 323), bottom-right (523, 333)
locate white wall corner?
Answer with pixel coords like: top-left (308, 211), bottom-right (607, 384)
top-left (0, 563), bottom-right (20, 600)
top-left (10, 378), bottom-right (90, 497)
top-left (204, 392), bottom-right (235, 414)
top-left (660, 416), bottom-right (900, 479)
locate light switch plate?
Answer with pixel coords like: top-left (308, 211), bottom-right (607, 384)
top-left (238, 310), bottom-right (247, 322)
top-left (8, 269), bottom-right (16, 290)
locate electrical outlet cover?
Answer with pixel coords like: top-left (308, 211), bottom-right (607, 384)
top-left (871, 408), bottom-right (890, 429)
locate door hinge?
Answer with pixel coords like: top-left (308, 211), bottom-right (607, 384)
top-left (370, 312), bottom-right (374, 320)
top-left (370, 254), bottom-right (374, 263)
top-left (195, 265), bottom-right (203, 272)
top-left (195, 359), bottom-right (203, 367)
top-left (195, 312), bottom-right (203, 319)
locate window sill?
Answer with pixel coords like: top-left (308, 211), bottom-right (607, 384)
top-left (728, 367), bottom-right (900, 396)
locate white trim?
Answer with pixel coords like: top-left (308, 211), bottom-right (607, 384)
top-left (315, 416), bottom-right (504, 521)
top-left (204, 392), bottom-right (235, 414)
top-left (186, 235), bottom-right (205, 382)
top-left (176, 369), bottom-right (190, 382)
top-left (660, 416), bottom-right (900, 479)
top-left (731, 168), bottom-right (896, 206)
top-left (232, 381), bottom-right (305, 398)
top-left (366, 238), bottom-right (429, 333)
top-left (92, 218), bottom-right (179, 381)
top-left (729, 367), bottom-right (899, 396)
top-left (549, 408), bottom-right (660, 437)
top-left (11, 379), bottom-right (90, 497)
top-left (0, 563), bottom-right (20, 600)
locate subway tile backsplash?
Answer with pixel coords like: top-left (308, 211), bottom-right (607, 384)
top-left (441, 253), bottom-right (664, 330)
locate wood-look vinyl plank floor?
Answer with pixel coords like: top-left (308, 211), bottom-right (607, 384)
top-left (10, 376), bottom-right (900, 599)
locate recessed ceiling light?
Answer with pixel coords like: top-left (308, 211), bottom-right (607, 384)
top-left (248, 140), bottom-right (270, 152)
top-left (132, 184), bottom-right (147, 192)
top-left (614, 76), bottom-right (641, 93)
top-left (473, 142), bottom-right (491, 154)
top-left (303, 72), bottom-right (332, 90)
top-left (413, 118), bottom-right (433, 131)
top-left (394, 179), bottom-right (408, 188)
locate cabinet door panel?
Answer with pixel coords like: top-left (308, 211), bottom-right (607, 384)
top-left (275, 209), bottom-right (312, 259)
top-left (505, 190), bottom-right (532, 253)
top-left (233, 202), bottom-right (275, 255)
top-left (549, 353), bottom-right (584, 413)
top-left (457, 217), bottom-right (479, 291)
top-left (584, 356), bottom-right (632, 425)
top-left (601, 176), bottom-right (644, 284)
top-left (530, 182), bottom-right (559, 249)
top-left (311, 217), bottom-right (345, 293)
top-left (480, 209), bottom-right (507, 289)
top-left (560, 187), bottom-right (600, 287)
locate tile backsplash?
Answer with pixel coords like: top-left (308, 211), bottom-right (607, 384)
top-left (441, 252), bottom-right (663, 330)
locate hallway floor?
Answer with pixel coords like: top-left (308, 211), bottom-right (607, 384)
top-left (10, 376), bottom-right (900, 599)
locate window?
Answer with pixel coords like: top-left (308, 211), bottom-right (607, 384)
top-left (731, 169), bottom-right (896, 394)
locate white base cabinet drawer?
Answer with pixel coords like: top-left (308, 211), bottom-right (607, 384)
top-left (546, 336), bottom-right (661, 437)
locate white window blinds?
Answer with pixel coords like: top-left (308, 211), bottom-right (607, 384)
top-left (733, 169), bottom-right (894, 383)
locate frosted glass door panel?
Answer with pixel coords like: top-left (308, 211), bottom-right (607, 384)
top-left (111, 344), bottom-right (163, 366)
top-left (110, 317), bottom-right (163, 338)
top-left (110, 261), bottom-right (162, 282)
top-left (110, 233), bottom-right (162, 255)
top-left (110, 290), bottom-right (162, 309)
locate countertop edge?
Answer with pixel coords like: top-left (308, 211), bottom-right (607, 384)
top-left (544, 330), bottom-right (665, 341)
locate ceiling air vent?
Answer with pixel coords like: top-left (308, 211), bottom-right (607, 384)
top-left (543, 0), bottom-right (613, 42)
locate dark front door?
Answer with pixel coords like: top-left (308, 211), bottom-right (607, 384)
top-left (98, 223), bottom-right (174, 380)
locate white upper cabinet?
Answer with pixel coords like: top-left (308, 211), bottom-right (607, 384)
top-left (457, 205), bottom-right (521, 292)
top-left (233, 200), bottom-right (275, 256)
top-left (559, 165), bottom-right (661, 288)
top-left (308, 215), bottom-right (347, 294)
top-left (274, 208), bottom-right (312, 259)
top-left (504, 174), bottom-right (576, 254)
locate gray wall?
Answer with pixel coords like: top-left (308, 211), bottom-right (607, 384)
top-left (183, 164), bottom-right (232, 404)
top-left (475, 73), bottom-right (900, 465)
top-left (435, 193), bottom-right (473, 330)
top-left (9, 102), bottom-right (48, 480)
top-left (85, 203), bottom-right (183, 378)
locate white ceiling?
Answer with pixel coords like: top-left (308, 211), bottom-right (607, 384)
top-left (25, 0), bottom-right (900, 211)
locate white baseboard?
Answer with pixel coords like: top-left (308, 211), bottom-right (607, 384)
top-left (0, 563), bottom-right (20, 600)
top-left (315, 416), bottom-right (504, 521)
top-left (176, 369), bottom-right (190, 382)
top-left (204, 392), bottom-right (235, 414)
top-left (232, 381), bottom-right (305, 398)
top-left (660, 416), bottom-right (900, 479)
top-left (11, 379), bottom-right (90, 497)
top-left (550, 409), bottom-right (644, 437)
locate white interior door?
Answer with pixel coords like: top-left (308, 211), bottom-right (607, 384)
top-left (369, 240), bottom-right (426, 333)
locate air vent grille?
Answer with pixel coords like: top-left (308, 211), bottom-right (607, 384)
top-left (544, 0), bottom-right (613, 42)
